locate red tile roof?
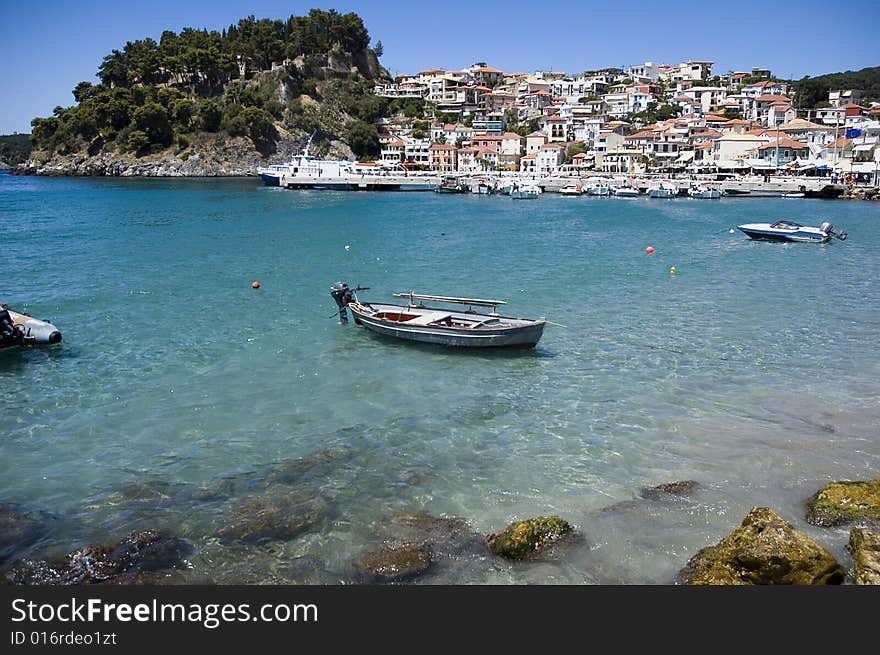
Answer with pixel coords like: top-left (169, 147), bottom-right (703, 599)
top-left (757, 138), bottom-right (808, 150)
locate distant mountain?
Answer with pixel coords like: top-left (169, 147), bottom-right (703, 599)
top-left (18, 9), bottom-right (391, 176)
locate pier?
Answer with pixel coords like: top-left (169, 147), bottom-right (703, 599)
top-left (273, 168), bottom-right (850, 198)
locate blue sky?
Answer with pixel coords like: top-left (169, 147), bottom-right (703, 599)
top-left (1, 0), bottom-right (878, 134)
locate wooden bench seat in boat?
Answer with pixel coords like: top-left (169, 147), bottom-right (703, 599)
top-left (404, 312), bottom-right (454, 326)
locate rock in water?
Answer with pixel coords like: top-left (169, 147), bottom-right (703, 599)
top-left (5, 530), bottom-right (191, 585)
top-left (847, 528), bottom-right (880, 585)
top-left (640, 480), bottom-right (699, 500)
top-left (485, 516), bottom-right (574, 560)
top-left (0, 503), bottom-right (49, 564)
top-left (217, 494), bottom-right (331, 545)
top-left (678, 507), bottom-right (845, 585)
top-left (806, 479), bottom-right (880, 527)
top-left (354, 544), bottom-right (433, 583)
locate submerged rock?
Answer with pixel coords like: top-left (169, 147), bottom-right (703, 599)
top-left (373, 512), bottom-right (486, 560)
top-left (217, 494), bottom-right (332, 545)
top-left (354, 544), bottom-right (433, 583)
top-left (640, 480), bottom-right (700, 500)
top-left (847, 528), bottom-right (880, 585)
top-left (0, 503), bottom-right (50, 564)
top-left (806, 479), bottom-right (880, 527)
top-left (485, 516), bottom-right (575, 561)
top-left (678, 507), bottom-right (845, 585)
top-left (263, 445), bottom-right (353, 485)
top-left (5, 530), bottom-right (192, 585)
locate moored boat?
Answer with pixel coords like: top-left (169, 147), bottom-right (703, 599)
top-left (687, 183), bottom-right (721, 199)
top-left (510, 183), bottom-right (541, 199)
top-left (736, 220), bottom-right (847, 243)
top-left (330, 283), bottom-right (546, 348)
top-left (1, 304), bottom-right (62, 349)
top-left (559, 184), bottom-right (583, 195)
top-left (647, 180), bottom-right (678, 198)
top-left (435, 175), bottom-right (467, 193)
top-left (612, 185), bottom-right (640, 197)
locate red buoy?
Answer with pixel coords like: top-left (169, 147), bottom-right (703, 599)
top-left (251, 281), bottom-right (261, 289)
top-left (645, 246), bottom-right (654, 254)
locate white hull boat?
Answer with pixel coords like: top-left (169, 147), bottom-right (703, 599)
top-left (688, 184), bottom-right (721, 199)
top-left (613, 186), bottom-right (640, 197)
top-left (1, 304), bottom-right (62, 349)
top-left (647, 180), bottom-right (678, 198)
top-left (510, 184), bottom-right (541, 199)
top-left (737, 220), bottom-right (847, 243)
top-left (330, 284), bottom-right (546, 348)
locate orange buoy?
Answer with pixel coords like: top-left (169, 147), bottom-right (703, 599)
top-left (645, 246), bottom-right (654, 254)
top-left (251, 281), bottom-right (261, 289)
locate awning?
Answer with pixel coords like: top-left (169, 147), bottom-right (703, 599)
top-left (854, 143), bottom-right (875, 152)
top-left (674, 151), bottom-right (695, 163)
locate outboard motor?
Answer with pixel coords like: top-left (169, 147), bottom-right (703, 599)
top-left (820, 221), bottom-right (847, 241)
top-left (0, 305), bottom-right (24, 348)
top-left (330, 282), bottom-right (369, 323)
top-left (330, 282), bottom-right (355, 323)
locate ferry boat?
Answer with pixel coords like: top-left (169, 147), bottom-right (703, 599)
top-left (257, 133), bottom-right (357, 187)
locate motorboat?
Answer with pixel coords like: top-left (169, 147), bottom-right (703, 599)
top-left (647, 180), bottom-right (678, 198)
top-left (736, 220), bottom-right (847, 243)
top-left (330, 283), bottom-right (546, 348)
top-left (613, 185), bottom-right (640, 197)
top-left (687, 183), bottom-right (721, 199)
top-left (0, 304), bottom-right (62, 349)
top-left (435, 175), bottom-right (467, 193)
top-left (510, 184), bottom-right (541, 199)
top-left (559, 184), bottom-right (583, 195)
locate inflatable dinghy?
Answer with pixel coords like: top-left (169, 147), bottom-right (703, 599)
top-left (1, 304), bottom-right (62, 348)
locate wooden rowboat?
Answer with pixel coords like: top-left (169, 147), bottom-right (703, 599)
top-left (330, 284), bottom-right (546, 348)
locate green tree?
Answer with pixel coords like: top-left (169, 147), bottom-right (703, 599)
top-left (132, 101), bottom-right (173, 147)
top-left (127, 130), bottom-right (150, 153)
top-left (345, 119), bottom-right (379, 157)
top-left (564, 142), bottom-right (586, 164)
top-left (198, 99), bottom-right (222, 131)
top-left (240, 106), bottom-right (277, 147)
top-left (374, 40), bottom-right (383, 57)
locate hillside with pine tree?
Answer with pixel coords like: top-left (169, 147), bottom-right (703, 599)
top-left (18, 9), bottom-right (391, 176)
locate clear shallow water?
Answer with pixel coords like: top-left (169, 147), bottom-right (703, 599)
top-left (1, 171), bottom-right (878, 583)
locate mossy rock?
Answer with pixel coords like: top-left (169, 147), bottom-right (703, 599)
top-left (486, 516), bottom-right (574, 560)
top-left (806, 479), bottom-right (880, 527)
top-left (678, 507), bottom-right (845, 585)
top-left (847, 528), bottom-right (880, 585)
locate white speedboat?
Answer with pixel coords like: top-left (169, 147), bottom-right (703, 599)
top-left (737, 220), bottom-right (847, 243)
top-left (559, 184), bottom-right (584, 195)
top-left (687, 184), bottom-right (721, 199)
top-left (510, 184), bottom-right (541, 199)
top-left (1, 304), bottom-right (62, 349)
top-left (647, 180), bottom-right (678, 198)
top-left (613, 185), bottom-right (640, 197)
top-left (330, 283), bottom-right (546, 348)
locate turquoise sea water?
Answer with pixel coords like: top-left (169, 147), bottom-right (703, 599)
top-left (2, 170), bottom-right (879, 583)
